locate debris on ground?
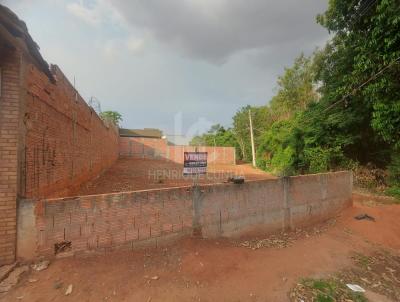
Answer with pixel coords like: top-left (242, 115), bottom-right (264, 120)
top-left (53, 280), bottom-right (63, 289)
top-left (31, 260), bottom-right (50, 271)
top-left (235, 218), bottom-right (336, 250)
top-left (354, 214), bottom-right (376, 221)
top-left (289, 277), bottom-right (367, 302)
top-left (289, 250), bottom-right (400, 301)
top-left (346, 284), bottom-right (365, 292)
top-left (65, 284), bottom-right (73, 295)
top-left (0, 263), bottom-right (17, 282)
top-left (0, 265), bottom-right (29, 293)
top-left (227, 176), bottom-right (245, 184)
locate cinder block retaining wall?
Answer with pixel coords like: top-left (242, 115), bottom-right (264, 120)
top-left (17, 171), bottom-right (352, 260)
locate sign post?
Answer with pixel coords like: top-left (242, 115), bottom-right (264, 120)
top-left (183, 151), bottom-right (208, 181)
top-left (184, 150), bottom-right (207, 237)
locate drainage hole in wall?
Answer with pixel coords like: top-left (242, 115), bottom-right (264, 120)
top-left (54, 241), bottom-right (72, 255)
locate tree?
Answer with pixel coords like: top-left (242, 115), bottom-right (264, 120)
top-left (269, 54), bottom-right (319, 121)
top-left (100, 111), bottom-right (123, 126)
top-left (316, 0), bottom-right (400, 155)
top-left (189, 124), bottom-right (237, 149)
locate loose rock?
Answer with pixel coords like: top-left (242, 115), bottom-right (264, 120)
top-left (65, 284), bottom-right (73, 295)
top-left (0, 266), bottom-right (29, 293)
top-left (31, 260), bottom-right (50, 272)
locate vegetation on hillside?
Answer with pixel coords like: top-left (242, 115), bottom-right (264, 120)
top-left (191, 0), bottom-right (400, 193)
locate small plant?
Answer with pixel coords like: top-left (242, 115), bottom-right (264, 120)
top-left (290, 277), bottom-right (367, 302)
top-left (386, 186), bottom-right (400, 201)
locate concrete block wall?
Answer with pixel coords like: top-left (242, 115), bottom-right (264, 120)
top-left (200, 171), bottom-right (353, 237)
top-left (199, 179), bottom-right (285, 238)
top-left (17, 171), bottom-right (352, 260)
top-left (119, 136), bottom-right (236, 165)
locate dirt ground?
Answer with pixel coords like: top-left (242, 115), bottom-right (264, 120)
top-left (2, 194), bottom-right (400, 302)
top-left (77, 157), bottom-right (274, 195)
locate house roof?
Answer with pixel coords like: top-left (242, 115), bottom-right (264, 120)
top-left (119, 128), bottom-right (163, 138)
top-left (0, 4), bottom-right (55, 82)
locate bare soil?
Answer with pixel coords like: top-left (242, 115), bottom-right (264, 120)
top-left (2, 194), bottom-right (400, 302)
top-left (77, 157), bottom-right (274, 195)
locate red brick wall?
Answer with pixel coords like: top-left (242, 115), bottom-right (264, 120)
top-left (22, 64), bottom-right (119, 199)
top-left (0, 49), bottom-right (22, 265)
top-left (119, 137), bottom-right (235, 164)
top-left (20, 171), bottom-right (352, 259)
top-left (32, 187), bottom-right (194, 258)
top-left (119, 137), bottom-right (168, 159)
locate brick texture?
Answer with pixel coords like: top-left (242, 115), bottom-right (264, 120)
top-left (119, 137), bottom-right (235, 164)
top-left (34, 187), bottom-right (194, 257)
top-left (1, 50), bottom-right (119, 264)
top-left (26, 171), bottom-right (352, 259)
top-left (0, 49), bottom-right (21, 265)
top-left (22, 64), bottom-right (119, 199)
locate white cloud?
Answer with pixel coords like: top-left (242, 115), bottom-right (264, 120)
top-left (126, 37), bottom-right (145, 54)
top-left (101, 36), bottom-right (145, 60)
top-left (66, 0), bottom-right (126, 28)
top-left (66, 2), bottom-right (102, 26)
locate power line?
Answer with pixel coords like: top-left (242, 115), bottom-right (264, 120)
top-left (323, 55), bottom-right (400, 112)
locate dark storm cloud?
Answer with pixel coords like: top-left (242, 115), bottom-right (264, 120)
top-left (111, 0), bottom-right (329, 64)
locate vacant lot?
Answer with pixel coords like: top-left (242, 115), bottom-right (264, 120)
top-left (77, 157), bottom-right (274, 195)
top-left (2, 194), bottom-right (399, 302)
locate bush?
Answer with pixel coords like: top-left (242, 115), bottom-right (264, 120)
top-left (303, 147), bottom-right (330, 173)
top-left (386, 186), bottom-right (400, 200)
top-left (270, 146), bottom-right (296, 176)
top-left (388, 152), bottom-right (400, 185)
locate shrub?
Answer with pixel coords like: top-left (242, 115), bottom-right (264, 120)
top-left (388, 152), bottom-right (400, 185)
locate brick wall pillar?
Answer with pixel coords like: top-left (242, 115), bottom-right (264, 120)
top-left (0, 48), bottom-right (22, 265)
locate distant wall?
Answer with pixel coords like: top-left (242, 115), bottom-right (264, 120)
top-left (21, 64), bottom-right (119, 199)
top-left (17, 171), bottom-right (352, 260)
top-left (119, 137), bottom-right (235, 165)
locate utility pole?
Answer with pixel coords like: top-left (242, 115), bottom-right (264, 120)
top-left (248, 109), bottom-right (256, 167)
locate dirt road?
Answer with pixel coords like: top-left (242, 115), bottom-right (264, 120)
top-left (2, 195), bottom-right (400, 302)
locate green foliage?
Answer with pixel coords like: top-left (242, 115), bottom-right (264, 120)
top-left (315, 0), bottom-right (399, 164)
top-left (190, 124), bottom-right (238, 150)
top-left (205, 0), bottom-right (400, 179)
top-left (257, 119), bottom-right (298, 175)
top-left (386, 186), bottom-right (400, 200)
top-left (388, 152), bottom-right (400, 185)
top-left (256, 0), bottom-right (399, 176)
top-left (303, 147), bottom-right (331, 174)
top-left (300, 278), bottom-right (367, 302)
top-left (100, 111), bottom-right (123, 125)
top-left (269, 54), bottom-right (319, 121)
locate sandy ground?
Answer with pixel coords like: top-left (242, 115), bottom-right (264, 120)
top-left (2, 194), bottom-right (400, 302)
top-left (77, 157), bottom-right (274, 195)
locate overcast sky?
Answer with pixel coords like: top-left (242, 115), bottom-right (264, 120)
top-left (3, 0), bottom-right (329, 144)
